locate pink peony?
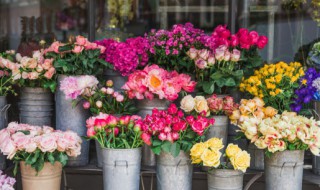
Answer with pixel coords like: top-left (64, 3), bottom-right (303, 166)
top-left (60, 76), bottom-right (81, 100)
top-left (116, 94), bottom-right (124, 102)
top-left (86, 127), bottom-right (96, 138)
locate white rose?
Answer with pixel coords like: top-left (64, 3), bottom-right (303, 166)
top-left (180, 95), bottom-right (195, 112)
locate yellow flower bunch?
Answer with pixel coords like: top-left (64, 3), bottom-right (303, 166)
top-left (240, 62), bottom-right (304, 112)
top-left (190, 138), bottom-right (250, 172)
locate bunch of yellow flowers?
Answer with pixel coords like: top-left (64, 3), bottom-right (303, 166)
top-left (190, 138), bottom-right (250, 172)
top-left (240, 62), bottom-right (304, 112)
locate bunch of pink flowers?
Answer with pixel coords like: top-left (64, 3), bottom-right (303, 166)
top-left (60, 75), bottom-right (99, 100)
top-left (207, 94), bottom-right (239, 115)
top-left (139, 104), bottom-right (215, 145)
top-left (96, 36), bottom-right (150, 76)
top-left (122, 64), bottom-right (196, 101)
top-left (0, 122), bottom-right (82, 160)
top-left (45, 36), bottom-right (105, 55)
top-left (0, 170), bottom-right (15, 190)
top-left (187, 46), bottom-right (241, 69)
top-left (203, 25), bottom-right (268, 51)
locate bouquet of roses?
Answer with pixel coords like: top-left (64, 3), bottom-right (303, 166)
top-left (190, 138), bottom-right (250, 172)
top-left (0, 170), bottom-right (15, 190)
top-left (122, 64), bottom-right (196, 101)
top-left (59, 75), bottom-right (99, 100)
top-left (44, 36), bottom-right (108, 76)
top-left (96, 36), bottom-right (150, 76)
top-left (146, 23), bottom-right (206, 75)
top-left (86, 113), bottom-right (143, 149)
top-left (0, 122), bottom-right (82, 174)
top-left (0, 51), bottom-right (18, 96)
top-left (139, 104), bottom-right (214, 157)
top-left (82, 80), bottom-right (137, 115)
top-left (190, 25), bottom-right (268, 94)
top-left (12, 50), bottom-right (56, 92)
top-left (180, 94), bottom-right (238, 116)
top-left (240, 62), bottom-right (305, 113)
top-left (230, 98), bottom-right (320, 156)
top-left (291, 68), bottom-right (320, 112)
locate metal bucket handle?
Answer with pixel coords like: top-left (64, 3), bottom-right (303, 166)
top-left (0, 104), bottom-right (10, 120)
top-left (280, 162), bottom-right (298, 177)
top-left (175, 158), bottom-right (191, 175)
top-left (114, 160), bottom-right (129, 175)
top-left (243, 172), bottom-right (263, 190)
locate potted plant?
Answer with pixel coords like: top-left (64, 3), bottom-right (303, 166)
top-left (191, 138), bottom-right (256, 190)
top-left (0, 122), bottom-right (82, 190)
top-left (180, 94), bottom-right (238, 159)
top-left (86, 113), bottom-right (143, 190)
top-left (10, 50), bottom-right (56, 126)
top-left (0, 170), bottom-right (16, 190)
top-left (139, 103), bottom-right (214, 190)
top-left (230, 98), bottom-right (320, 190)
top-left (44, 36), bottom-right (108, 166)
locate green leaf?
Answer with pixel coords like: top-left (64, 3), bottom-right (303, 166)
top-left (58, 152), bottom-right (68, 166)
top-left (161, 141), bottom-right (172, 153)
top-left (47, 153), bottom-right (55, 164)
top-left (26, 150), bottom-right (40, 165)
top-left (59, 44), bottom-right (73, 52)
top-left (152, 139), bottom-right (162, 146)
top-left (170, 142), bottom-right (180, 157)
top-left (151, 146), bottom-right (161, 155)
top-left (225, 78), bottom-right (236, 87)
top-left (203, 81), bottom-right (215, 94)
top-left (210, 71), bottom-right (223, 80)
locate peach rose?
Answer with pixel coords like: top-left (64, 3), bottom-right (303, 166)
top-left (28, 72), bottom-right (39, 80)
top-left (264, 106), bottom-right (278, 117)
top-left (44, 68), bottom-right (55, 79)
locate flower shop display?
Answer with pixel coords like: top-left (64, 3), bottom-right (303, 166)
top-left (86, 114), bottom-right (143, 190)
top-left (0, 170), bottom-right (15, 190)
top-left (57, 75), bottom-right (98, 166)
top-left (0, 122), bottom-right (82, 190)
top-left (307, 41), bottom-right (320, 68)
top-left (180, 94), bottom-right (238, 161)
top-left (140, 104), bottom-right (214, 190)
top-left (231, 97), bottom-right (320, 190)
top-left (240, 61), bottom-right (305, 113)
top-left (190, 138), bottom-right (255, 190)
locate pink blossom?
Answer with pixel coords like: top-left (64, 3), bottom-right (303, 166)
top-left (116, 94), bottom-right (124, 102)
top-left (257, 36), bottom-right (268, 49)
top-left (231, 49), bottom-right (241, 62)
top-left (141, 133), bottom-right (151, 145)
top-left (158, 133), bottom-right (167, 141)
top-left (195, 59), bottom-right (207, 69)
top-left (39, 134), bottom-right (57, 152)
top-left (42, 59), bottom-right (53, 70)
top-left (44, 67), bottom-right (55, 79)
top-left (106, 87), bottom-right (114, 95)
top-left (76, 35), bottom-right (88, 46)
top-left (83, 101), bottom-right (90, 109)
top-left (86, 127), bottom-right (96, 137)
top-left (72, 45), bottom-right (84, 54)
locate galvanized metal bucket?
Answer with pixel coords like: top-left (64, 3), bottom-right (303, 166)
top-left (228, 123), bottom-right (248, 150)
top-left (136, 98), bottom-right (169, 168)
top-left (101, 147), bottom-right (142, 190)
top-left (20, 161), bottom-right (62, 190)
top-left (19, 87), bottom-right (53, 126)
top-left (56, 75), bottom-right (90, 166)
top-left (0, 96), bottom-right (9, 170)
top-left (156, 151), bottom-right (193, 190)
top-left (103, 69), bottom-right (127, 91)
top-left (206, 115), bottom-right (228, 160)
top-left (265, 150), bottom-right (304, 190)
top-left (312, 155), bottom-right (320, 175)
top-left (248, 143), bottom-right (264, 170)
top-left (207, 169), bottom-right (262, 190)
top-left (95, 140), bottom-right (103, 168)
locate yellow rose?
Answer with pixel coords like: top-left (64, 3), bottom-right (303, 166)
top-left (180, 95), bottom-right (195, 112)
top-left (230, 151), bottom-right (251, 172)
top-left (201, 149), bottom-right (221, 168)
top-left (226, 144), bottom-right (241, 158)
top-left (205, 138), bottom-right (224, 150)
top-left (194, 96), bottom-right (209, 113)
top-left (191, 155), bottom-right (202, 164)
top-left (264, 106), bottom-right (278, 117)
top-left (190, 142), bottom-right (206, 159)
top-left (229, 110), bottom-right (240, 123)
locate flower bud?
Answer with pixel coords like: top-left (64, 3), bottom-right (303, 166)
top-left (83, 101), bottom-right (90, 109)
top-left (96, 101), bottom-right (103, 108)
top-left (106, 80), bottom-right (113, 87)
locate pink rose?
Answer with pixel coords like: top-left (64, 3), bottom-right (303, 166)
top-left (257, 36), bottom-right (268, 49)
top-left (98, 45), bottom-right (106, 54)
top-left (116, 94), bottom-right (124, 102)
top-left (191, 120), bottom-right (207, 136)
top-left (1, 139), bottom-right (16, 159)
top-left (199, 49), bottom-right (210, 60)
top-left (215, 46), bottom-right (226, 61)
top-left (106, 88), bottom-right (114, 95)
top-left (85, 42), bottom-right (98, 50)
top-left (39, 134), bottom-right (57, 152)
top-left (57, 136), bottom-right (69, 152)
top-left (63, 131), bottom-right (82, 148)
top-left (249, 31), bottom-right (259, 44)
top-left (195, 59), bottom-right (207, 69)
top-left (166, 133), bottom-right (174, 142)
top-left (86, 127), bottom-right (96, 138)
top-left (66, 144), bottom-right (81, 157)
top-left (141, 133), bottom-right (151, 145)
top-left (207, 95), bottom-right (224, 113)
top-left (72, 45), bottom-right (84, 54)
top-left (230, 35), bottom-right (239, 47)
top-left (42, 59), bottom-right (53, 70)
top-left (28, 72), bottom-right (39, 80)
top-left (24, 140), bottom-right (37, 153)
top-left (224, 51), bottom-right (231, 61)
top-left (207, 55), bottom-right (215, 66)
top-left (83, 101), bottom-right (90, 109)
top-left (172, 132), bottom-right (179, 140)
top-left (42, 126), bottom-right (54, 134)
top-left (187, 48), bottom-right (198, 59)
top-left (231, 49), bottom-right (241, 62)
top-left (167, 104), bottom-right (178, 115)
top-left (158, 133), bottom-right (167, 141)
top-left (44, 67), bottom-right (55, 79)
top-left (76, 36), bottom-right (88, 46)
top-left (172, 121), bottom-right (187, 131)
top-left (51, 41), bottom-right (63, 53)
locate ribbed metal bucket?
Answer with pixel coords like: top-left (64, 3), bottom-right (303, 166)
top-left (207, 169), bottom-right (244, 190)
top-left (20, 161), bottom-right (62, 190)
top-left (136, 98), bottom-right (169, 168)
top-left (312, 156), bottom-right (320, 175)
top-left (56, 75), bottom-right (90, 166)
top-left (103, 69), bottom-right (127, 91)
top-left (206, 115), bottom-right (228, 161)
top-left (102, 147), bottom-right (142, 190)
top-left (96, 140), bottom-right (103, 168)
top-left (0, 96), bottom-right (9, 170)
top-left (156, 151), bottom-right (193, 190)
top-left (265, 150), bottom-right (304, 190)
top-left (19, 87), bottom-right (53, 126)
top-left (248, 143), bottom-right (264, 170)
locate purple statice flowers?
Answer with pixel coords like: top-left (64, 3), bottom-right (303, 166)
top-left (0, 170), bottom-right (15, 190)
top-left (291, 68), bottom-right (320, 112)
top-left (95, 37), bottom-right (149, 76)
